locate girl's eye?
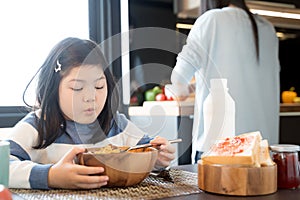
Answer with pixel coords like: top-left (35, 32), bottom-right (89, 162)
top-left (69, 83), bottom-right (84, 91)
top-left (95, 86), bottom-right (104, 90)
top-left (71, 88), bottom-right (83, 91)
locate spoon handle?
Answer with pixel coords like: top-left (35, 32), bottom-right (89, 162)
top-left (168, 138), bottom-right (183, 144)
top-left (127, 138), bottom-right (182, 151)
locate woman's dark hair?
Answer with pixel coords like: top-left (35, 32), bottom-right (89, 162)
top-left (200, 0), bottom-right (259, 60)
top-left (23, 37), bottom-right (118, 149)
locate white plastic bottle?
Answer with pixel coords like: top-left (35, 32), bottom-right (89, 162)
top-left (200, 79), bottom-right (235, 152)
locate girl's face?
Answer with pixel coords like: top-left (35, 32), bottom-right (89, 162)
top-left (58, 65), bottom-right (108, 124)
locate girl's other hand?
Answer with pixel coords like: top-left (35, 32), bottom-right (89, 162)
top-left (150, 136), bottom-right (176, 168)
top-left (48, 147), bottom-right (109, 189)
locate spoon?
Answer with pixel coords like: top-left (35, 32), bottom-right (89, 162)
top-left (123, 138), bottom-right (182, 152)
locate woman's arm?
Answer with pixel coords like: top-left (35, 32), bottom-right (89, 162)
top-left (168, 11), bottom-right (217, 100)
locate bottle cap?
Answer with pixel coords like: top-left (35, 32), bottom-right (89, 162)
top-left (210, 79), bottom-right (228, 89)
top-left (270, 144), bottom-right (300, 152)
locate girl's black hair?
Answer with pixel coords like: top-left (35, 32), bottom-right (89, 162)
top-left (23, 37), bottom-right (118, 149)
top-left (200, 0), bottom-right (259, 60)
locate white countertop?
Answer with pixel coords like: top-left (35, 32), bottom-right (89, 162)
top-left (128, 99), bottom-right (194, 117)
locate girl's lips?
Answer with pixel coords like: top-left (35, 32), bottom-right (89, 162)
top-left (84, 108), bottom-right (95, 115)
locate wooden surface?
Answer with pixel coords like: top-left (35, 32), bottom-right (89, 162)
top-left (198, 162), bottom-right (277, 196)
top-left (280, 103), bottom-right (300, 112)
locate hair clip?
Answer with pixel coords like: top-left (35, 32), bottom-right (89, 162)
top-left (55, 60), bottom-right (62, 73)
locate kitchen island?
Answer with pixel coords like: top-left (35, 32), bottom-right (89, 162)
top-left (280, 103), bottom-right (300, 145)
top-left (128, 100), bottom-right (194, 165)
top-left (129, 101), bottom-right (300, 164)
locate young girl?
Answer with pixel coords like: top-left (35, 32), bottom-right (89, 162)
top-left (7, 37), bottom-right (175, 189)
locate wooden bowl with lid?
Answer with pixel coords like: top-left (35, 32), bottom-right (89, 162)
top-left (77, 145), bottom-right (158, 187)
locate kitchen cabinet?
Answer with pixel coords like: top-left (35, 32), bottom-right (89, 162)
top-left (129, 102), bottom-right (300, 166)
top-left (128, 100), bottom-right (194, 165)
top-left (280, 104), bottom-right (300, 145)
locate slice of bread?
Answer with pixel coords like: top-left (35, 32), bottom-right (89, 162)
top-left (260, 139), bottom-right (275, 166)
top-left (201, 131), bottom-right (262, 167)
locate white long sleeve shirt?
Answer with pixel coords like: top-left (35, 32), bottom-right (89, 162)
top-left (7, 112), bottom-right (151, 189)
top-left (171, 7), bottom-right (280, 161)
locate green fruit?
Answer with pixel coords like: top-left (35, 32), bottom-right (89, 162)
top-left (145, 90), bottom-right (156, 101)
top-left (152, 86), bottom-right (162, 96)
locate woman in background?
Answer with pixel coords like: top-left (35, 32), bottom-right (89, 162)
top-left (167, 0), bottom-right (280, 162)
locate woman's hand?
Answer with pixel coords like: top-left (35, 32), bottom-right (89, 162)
top-left (48, 147), bottom-right (109, 189)
top-left (150, 136), bottom-right (176, 168)
top-left (164, 84), bottom-right (189, 101)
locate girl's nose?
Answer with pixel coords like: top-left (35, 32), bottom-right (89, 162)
top-left (83, 96), bottom-right (95, 102)
top-left (83, 89), bottom-right (96, 102)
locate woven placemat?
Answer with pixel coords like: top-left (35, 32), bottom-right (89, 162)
top-left (11, 169), bottom-right (201, 200)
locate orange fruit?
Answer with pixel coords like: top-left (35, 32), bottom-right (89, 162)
top-left (282, 87), bottom-right (297, 103)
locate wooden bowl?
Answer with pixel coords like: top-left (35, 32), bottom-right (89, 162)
top-left (77, 147), bottom-right (158, 187)
top-left (198, 160), bottom-right (277, 196)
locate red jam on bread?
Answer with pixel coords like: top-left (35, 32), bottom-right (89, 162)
top-left (201, 131), bottom-right (274, 167)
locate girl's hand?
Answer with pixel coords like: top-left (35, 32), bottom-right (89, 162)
top-left (48, 147), bottom-right (109, 189)
top-left (150, 136), bottom-right (176, 168)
